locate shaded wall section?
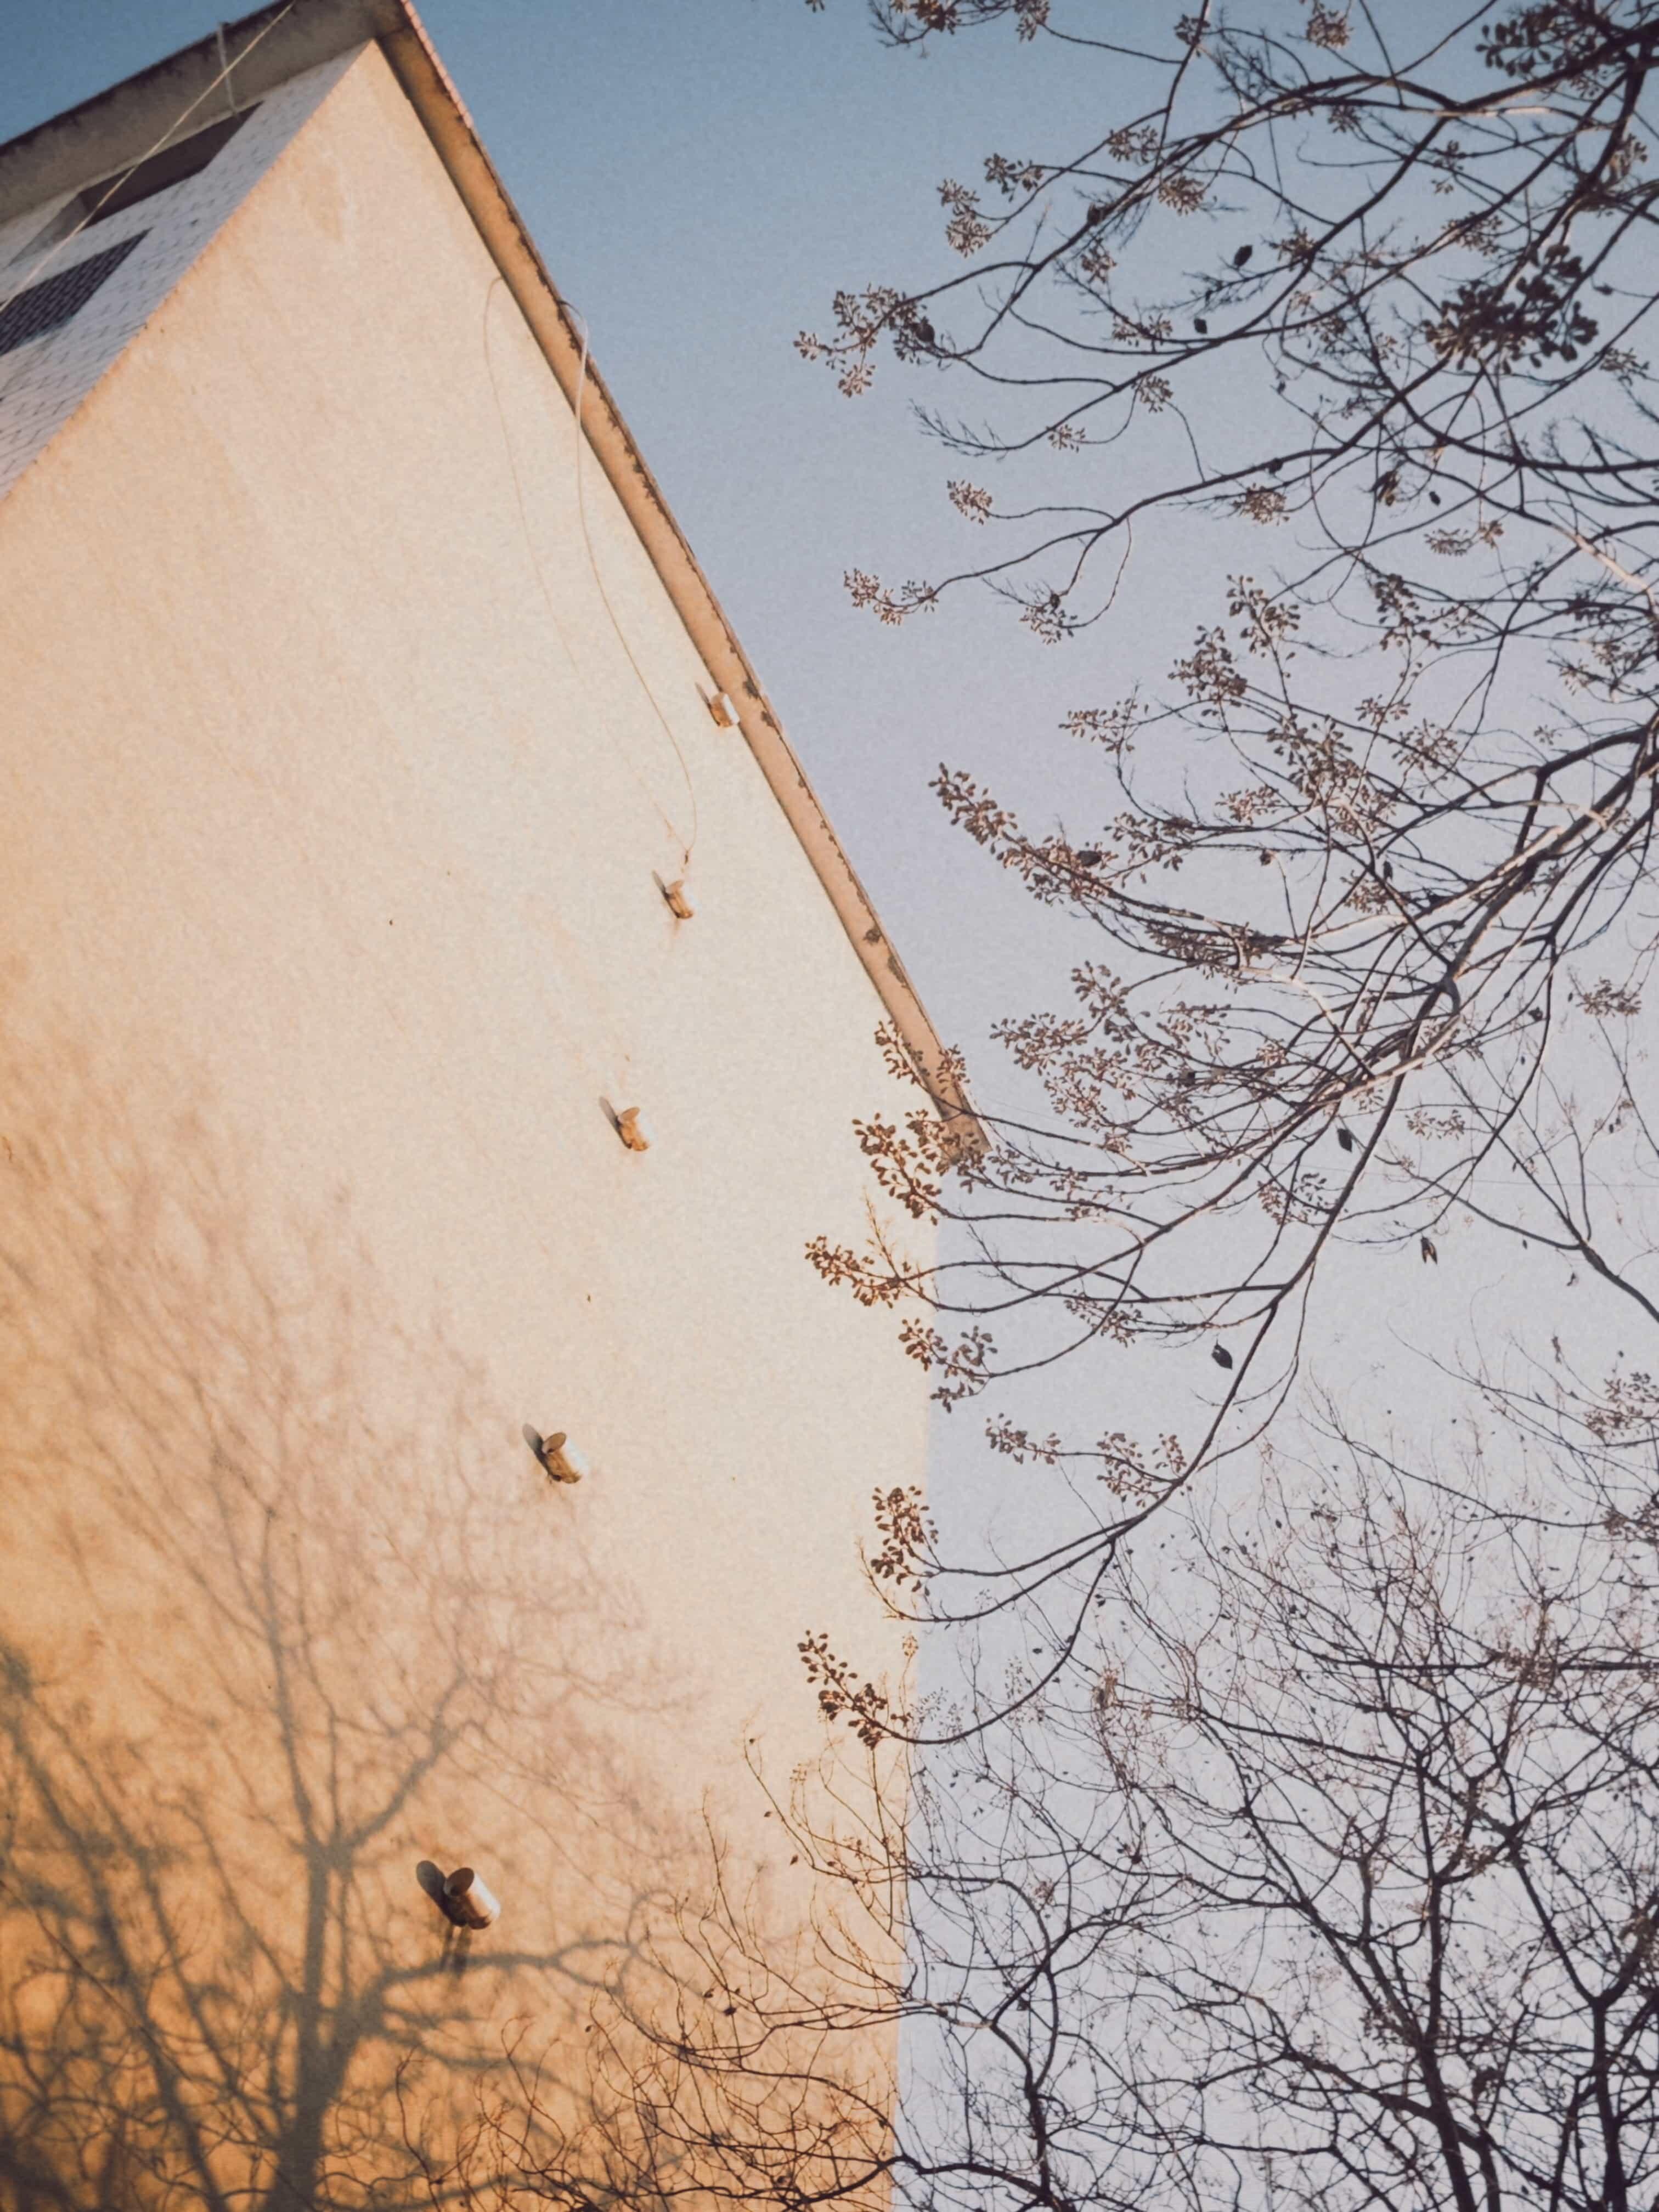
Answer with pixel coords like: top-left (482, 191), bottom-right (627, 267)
top-left (0, 1061), bottom-right (697, 2203)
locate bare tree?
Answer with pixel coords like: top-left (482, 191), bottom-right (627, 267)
top-left (483, 1804), bottom-right (905, 2212)
top-left (499, 15), bottom-right (1659, 2202)
top-left (789, 0), bottom-right (1659, 1713)
top-left (660, 1365), bottom-right (1659, 2212)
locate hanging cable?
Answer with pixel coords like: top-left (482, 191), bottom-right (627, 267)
top-left (483, 280), bottom-right (695, 866)
top-left (567, 303), bottom-right (698, 869)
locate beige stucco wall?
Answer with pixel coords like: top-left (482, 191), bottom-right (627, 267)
top-left (0, 43), bottom-right (924, 2205)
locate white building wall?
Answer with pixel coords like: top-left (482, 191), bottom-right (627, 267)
top-left (0, 41), bottom-right (924, 2197)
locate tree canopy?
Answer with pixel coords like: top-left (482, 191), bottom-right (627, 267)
top-left (791, 0), bottom-right (1659, 1728)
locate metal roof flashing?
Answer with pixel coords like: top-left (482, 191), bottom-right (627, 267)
top-left (0, 0), bottom-right (983, 1153)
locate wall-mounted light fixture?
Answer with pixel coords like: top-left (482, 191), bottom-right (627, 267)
top-left (417, 1858), bottom-right (501, 1929)
top-left (704, 690), bottom-right (737, 729)
top-left (660, 877), bottom-right (695, 921)
top-left (523, 1422), bottom-right (588, 1483)
top-left (442, 1866), bottom-right (500, 1928)
top-left (614, 1106), bottom-right (653, 1152)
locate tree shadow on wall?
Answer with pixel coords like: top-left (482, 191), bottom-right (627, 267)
top-left (0, 1057), bottom-right (705, 2209)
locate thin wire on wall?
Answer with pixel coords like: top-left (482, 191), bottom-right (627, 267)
top-left (482, 280), bottom-right (697, 868)
top-left (483, 280), bottom-right (586, 687)
top-left (569, 306), bottom-right (699, 868)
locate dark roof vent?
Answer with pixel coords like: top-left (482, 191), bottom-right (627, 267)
top-left (0, 233), bottom-right (146, 359)
top-left (78, 109), bottom-right (255, 227)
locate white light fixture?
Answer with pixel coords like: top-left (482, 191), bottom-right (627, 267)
top-left (704, 690), bottom-right (737, 729)
top-left (522, 1422), bottom-right (588, 1484)
top-left (417, 1859), bottom-right (501, 1929)
top-left (441, 1866), bottom-right (500, 1929)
